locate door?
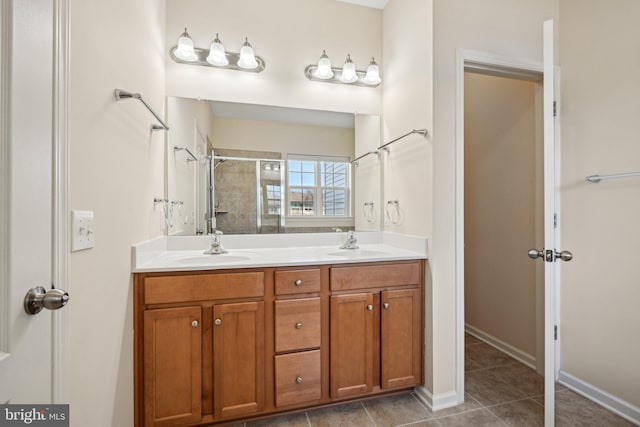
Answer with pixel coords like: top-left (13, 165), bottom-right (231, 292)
top-left (380, 289), bottom-right (421, 389)
top-left (528, 19), bottom-right (573, 426)
top-left (0, 0), bottom-right (62, 404)
top-left (143, 307), bottom-right (202, 427)
top-left (213, 301), bottom-right (264, 419)
top-left (329, 293), bottom-right (373, 398)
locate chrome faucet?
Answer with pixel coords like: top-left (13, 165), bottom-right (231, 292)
top-left (340, 230), bottom-right (359, 250)
top-left (204, 230), bottom-right (228, 254)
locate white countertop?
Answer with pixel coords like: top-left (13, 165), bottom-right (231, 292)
top-left (132, 232), bottom-right (427, 273)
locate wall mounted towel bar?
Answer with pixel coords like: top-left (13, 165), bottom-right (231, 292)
top-left (379, 128), bottom-right (428, 151)
top-left (174, 146), bottom-right (198, 162)
top-left (114, 89), bottom-right (169, 131)
top-left (351, 151), bottom-right (379, 165)
top-left (585, 171), bottom-right (640, 183)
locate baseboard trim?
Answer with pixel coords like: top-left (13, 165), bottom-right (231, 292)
top-left (465, 324), bottom-right (536, 369)
top-left (558, 370), bottom-right (640, 426)
top-left (414, 386), bottom-right (460, 412)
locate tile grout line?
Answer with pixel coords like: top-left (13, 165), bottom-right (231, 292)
top-left (304, 411), bottom-right (312, 427)
top-left (360, 401), bottom-right (378, 426)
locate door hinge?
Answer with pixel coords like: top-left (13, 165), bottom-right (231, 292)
top-left (554, 213), bottom-right (558, 229)
top-left (554, 325), bottom-right (558, 340)
top-left (553, 101), bottom-right (557, 117)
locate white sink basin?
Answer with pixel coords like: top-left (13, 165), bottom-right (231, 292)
top-left (173, 254), bottom-right (252, 265)
top-left (326, 249), bottom-right (391, 258)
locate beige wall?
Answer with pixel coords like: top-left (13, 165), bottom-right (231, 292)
top-left (354, 114), bottom-right (382, 231)
top-left (68, 0), bottom-right (165, 425)
top-left (166, 0), bottom-right (382, 116)
top-left (559, 0), bottom-right (640, 407)
top-left (464, 72), bottom-right (538, 360)
top-left (432, 0), bottom-right (558, 398)
top-left (212, 117), bottom-right (355, 159)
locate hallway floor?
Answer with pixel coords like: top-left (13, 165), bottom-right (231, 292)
top-left (233, 334), bottom-right (634, 426)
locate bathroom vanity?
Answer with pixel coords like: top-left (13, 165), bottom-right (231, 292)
top-left (132, 235), bottom-right (426, 427)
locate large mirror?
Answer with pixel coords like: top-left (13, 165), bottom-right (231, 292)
top-left (165, 97), bottom-right (381, 235)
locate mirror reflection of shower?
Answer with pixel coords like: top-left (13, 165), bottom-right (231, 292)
top-left (211, 149), bottom-right (285, 234)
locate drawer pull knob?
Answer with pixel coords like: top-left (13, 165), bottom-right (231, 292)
top-left (383, 303), bottom-right (390, 309)
top-left (366, 304), bottom-right (373, 311)
top-left (294, 279), bottom-right (303, 286)
top-left (296, 376), bottom-right (303, 384)
top-left (295, 322), bottom-right (303, 329)
top-left (214, 318), bottom-right (222, 326)
top-left (192, 320), bottom-right (199, 327)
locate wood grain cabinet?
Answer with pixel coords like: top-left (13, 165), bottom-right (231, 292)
top-left (330, 262), bottom-right (423, 399)
top-left (135, 260), bottom-right (424, 426)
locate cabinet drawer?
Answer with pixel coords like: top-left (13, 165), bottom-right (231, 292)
top-left (275, 350), bottom-right (321, 407)
top-left (144, 272), bottom-right (264, 304)
top-left (275, 298), bottom-right (321, 353)
top-left (275, 269), bottom-right (321, 295)
top-left (330, 262), bottom-right (420, 291)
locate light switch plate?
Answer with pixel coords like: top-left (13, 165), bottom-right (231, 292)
top-left (71, 210), bottom-right (95, 252)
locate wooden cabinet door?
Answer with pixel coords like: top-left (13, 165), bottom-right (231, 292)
top-left (144, 306), bottom-right (202, 427)
top-left (380, 289), bottom-right (421, 389)
top-left (330, 293), bottom-right (373, 398)
top-left (213, 301), bottom-right (265, 419)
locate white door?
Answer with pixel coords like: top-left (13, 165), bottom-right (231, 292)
top-left (532, 19), bottom-right (572, 426)
top-left (0, 0), bottom-right (65, 404)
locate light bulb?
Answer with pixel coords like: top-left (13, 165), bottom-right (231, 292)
top-left (237, 37), bottom-right (259, 70)
top-left (313, 50), bottom-right (334, 80)
top-left (206, 33), bottom-right (229, 66)
top-left (340, 54), bottom-right (358, 83)
top-left (363, 57), bottom-right (381, 85)
top-left (175, 28), bottom-right (197, 62)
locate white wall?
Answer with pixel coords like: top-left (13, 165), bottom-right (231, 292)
top-left (464, 72), bottom-right (539, 360)
top-left (559, 0), bottom-right (640, 408)
top-left (354, 114), bottom-right (382, 230)
top-left (166, 0), bottom-right (382, 115)
top-left (68, 0), bottom-right (166, 425)
top-left (431, 0), bottom-right (558, 399)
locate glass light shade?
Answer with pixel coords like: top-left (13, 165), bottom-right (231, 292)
top-left (206, 34), bottom-right (228, 66)
top-left (237, 37), bottom-right (259, 70)
top-left (339, 54), bottom-right (358, 83)
top-left (175, 28), bottom-right (197, 62)
top-left (362, 57), bottom-right (382, 85)
top-left (313, 50), bottom-right (334, 80)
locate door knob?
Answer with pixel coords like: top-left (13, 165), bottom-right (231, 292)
top-left (528, 249), bottom-right (544, 260)
top-left (555, 250), bottom-right (573, 262)
top-left (24, 286), bottom-right (70, 315)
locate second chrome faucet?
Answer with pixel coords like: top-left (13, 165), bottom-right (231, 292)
top-left (339, 230), bottom-right (359, 250)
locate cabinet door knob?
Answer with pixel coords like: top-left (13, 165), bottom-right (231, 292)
top-left (214, 318), bottom-right (222, 326)
top-left (296, 376), bottom-right (303, 384)
top-left (192, 320), bottom-right (199, 327)
top-left (383, 303), bottom-right (390, 309)
top-left (366, 304), bottom-right (373, 311)
top-left (294, 279), bottom-right (303, 286)
top-left (295, 322), bottom-right (303, 329)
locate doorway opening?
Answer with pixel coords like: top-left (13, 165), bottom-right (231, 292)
top-left (454, 51), bottom-right (547, 409)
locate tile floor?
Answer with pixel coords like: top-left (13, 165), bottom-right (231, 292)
top-left (232, 334), bottom-right (635, 426)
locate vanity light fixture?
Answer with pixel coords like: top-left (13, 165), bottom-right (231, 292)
top-left (170, 29), bottom-right (265, 73)
top-left (206, 33), bottom-right (229, 66)
top-left (305, 50), bottom-right (381, 87)
top-left (237, 37), bottom-right (259, 70)
top-left (174, 28), bottom-right (197, 62)
top-left (339, 54), bottom-right (358, 83)
top-left (362, 57), bottom-right (382, 86)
